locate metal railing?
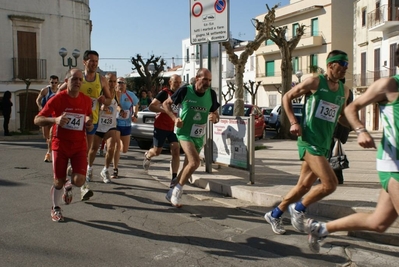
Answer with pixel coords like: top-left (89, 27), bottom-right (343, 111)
top-left (353, 69), bottom-right (397, 87)
top-left (367, 4), bottom-right (399, 29)
top-left (12, 58), bottom-right (47, 80)
top-left (256, 67), bottom-right (323, 78)
top-left (265, 31), bottom-right (324, 46)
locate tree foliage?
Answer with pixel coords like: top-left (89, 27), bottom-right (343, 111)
top-left (130, 54), bottom-right (166, 95)
top-left (222, 82), bottom-right (236, 105)
top-left (222, 4), bottom-right (279, 116)
top-left (244, 80), bottom-right (262, 105)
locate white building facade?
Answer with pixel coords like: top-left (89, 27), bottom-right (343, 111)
top-left (255, 0), bottom-right (355, 108)
top-left (180, 38), bottom-right (255, 106)
top-left (353, 0), bottom-right (399, 130)
top-left (0, 0), bottom-right (91, 132)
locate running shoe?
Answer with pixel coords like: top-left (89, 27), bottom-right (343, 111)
top-left (288, 203), bottom-right (306, 232)
top-left (100, 168), bottom-right (111, 184)
top-left (165, 188), bottom-right (173, 202)
top-left (86, 167), bottom-right (93, 182)
top-left (99, 149), bottom-right (104, 157)
top-left (143, 152), bottom-right (151, 171)
top-left (44, 153), bottom-right (51, 163)
top-left (62, 181), bottom-right (73, 205)
top-left (264, 211), bottom-right (286, 235)
top-left (51, 206), bottom-right (64, 222)
top-left (305, 218), bottom-right (326, 253)
top-left (81, 183), bottom-right (93, 201)
top-left (111, 168), bottom-right (118, 179)
top-left (170, 186), bottom-right (183, 208)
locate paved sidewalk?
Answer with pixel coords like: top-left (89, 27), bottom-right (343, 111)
top-left (149, 131), bottom-right (399, 246)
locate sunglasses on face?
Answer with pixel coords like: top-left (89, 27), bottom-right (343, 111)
top-left (117, 81), bottom-right (125, 84)
top-left (335, 61), bottom-right (349, 67)
top-left (51, 82), bottom-right (58, 84)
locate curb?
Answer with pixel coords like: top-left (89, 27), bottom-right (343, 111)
top-left (189, 171), bottom-right (399, 247)
top-left (0, 132), bottom-right (42, 142)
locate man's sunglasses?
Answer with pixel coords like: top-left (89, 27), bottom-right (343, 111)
top-left (335, 60), bottom-right (349, 67)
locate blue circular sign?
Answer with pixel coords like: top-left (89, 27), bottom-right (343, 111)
top-left (214, 0), bottom-right (226, 14)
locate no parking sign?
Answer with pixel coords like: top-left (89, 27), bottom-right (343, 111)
top-left (190, 0), bottom-right (230, 44)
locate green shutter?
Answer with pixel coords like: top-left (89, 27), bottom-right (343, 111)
top-left (266, 61), bottom-right (275, 76)
top-left (311, 18), bottom-right (318, 36)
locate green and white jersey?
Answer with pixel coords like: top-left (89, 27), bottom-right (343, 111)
top-left (298, 75), bottom-right (346, 152)
top-left (377, 75), bottom-right (399, 171)
top-left (177, 85), bottom-right (212, 139)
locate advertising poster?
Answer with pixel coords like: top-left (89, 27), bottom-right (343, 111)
top-left (212, 116), bottom-right (248, 169)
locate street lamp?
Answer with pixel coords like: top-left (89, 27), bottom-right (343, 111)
top-left (295, 70), bottom-right (303, 83)
top-left (59, 47), bottom-right (80, 69)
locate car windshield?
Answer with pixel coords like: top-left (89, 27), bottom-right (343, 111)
top-left (263, 109), bottom-right (272, 115)
top-left (222, 105), bottom-right (251, 117)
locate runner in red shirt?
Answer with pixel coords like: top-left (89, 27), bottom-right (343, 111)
top-left (34, 68), bottom-right (93, 222)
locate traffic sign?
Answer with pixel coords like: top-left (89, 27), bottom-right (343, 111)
top-left (190, 0), bottom-right (230, 44)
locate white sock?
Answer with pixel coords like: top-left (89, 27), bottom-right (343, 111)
top-left (176, 183), bottom-right (183, 190)
top-left (51, 186), bottom-right (63, 208)
top-left (319, 223), bottom-right (329, 237)
top-left (87, 165), bottom-right (92, 170)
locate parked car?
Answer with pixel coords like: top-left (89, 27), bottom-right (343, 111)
top-left (131, 109), bottom-right (185, 153)
top-left (260, 107), bottom-right (273, 128)
top-left (221, 103), bottom-right (265, 139)
top-left (131, 108), bottom-right (156, 149)
top-left (268, 103), bottom-right (303, 130)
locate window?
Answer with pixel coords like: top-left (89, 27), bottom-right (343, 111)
top-left (266, 39), bottom-right (275, 46)
top-left (17, 31), bottom-right (37, 79)
top-left (361, 52), bottom-right (367, 85)
top-left (9, 15), bottom-right (44, 80)
top-left (374, 48), bottom-right (380, 80)
top-left (389, 43), bottom-right (398, 76)
top-left (266, 61), bottom-right (275, 77)
top-left (292, 57), bottom-right (299, 73)
top-left (362, 8), bottom-right (367, 27)
top-left (311, 18), bottom-right (318, 36)
top-left (310, 54), bottom-right (318, 72)
top-left (292, 23), bottom-right (299, 37)
top-left (376, 1), bottom-right (381, 21)
top-left (186, 48), bottom-right (189, 62)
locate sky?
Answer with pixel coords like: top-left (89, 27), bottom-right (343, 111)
top-left (90, 0), bottom-right (290, 76)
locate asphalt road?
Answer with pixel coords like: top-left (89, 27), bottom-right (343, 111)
top-left (0, 138), bottom-right (398, 267)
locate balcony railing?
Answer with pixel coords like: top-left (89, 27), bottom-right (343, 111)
top-left (368, 4), bottom-right (399, 29)
top-left (353, 69), bottom-right (397, 87)
top-left (12, 58), bottom-right (47, 80)
top-left (256, 67), bottom-right (323, 78)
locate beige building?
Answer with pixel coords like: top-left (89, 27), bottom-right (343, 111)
top-left (0, 0), bottom-right (91, 133)
top-left (353, 0), bottom-right (399, 131)
top-left (255, 0), bottom-right (355, 108)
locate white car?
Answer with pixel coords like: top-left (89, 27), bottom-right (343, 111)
top-left (130, 108), bottom-right (156, 149)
